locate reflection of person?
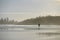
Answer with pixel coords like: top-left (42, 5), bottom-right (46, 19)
top-left (38, 24), bottom-right (40, 28)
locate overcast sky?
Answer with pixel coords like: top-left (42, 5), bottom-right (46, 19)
top-left (0, 0), bottom-right (60, 21)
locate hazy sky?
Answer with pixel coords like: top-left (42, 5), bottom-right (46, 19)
top-left (0, 0), bottom-right (60, 21)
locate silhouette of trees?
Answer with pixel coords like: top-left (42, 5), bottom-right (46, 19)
top-left (1, 16), bottom-right (60, 25)
top-left (0, 17), bottom-right (17, 24)
top-left (18, 16), bottom-right (60, 25)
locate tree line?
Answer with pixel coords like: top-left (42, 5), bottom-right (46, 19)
top-left (0, 18), bottom-right (18, 24)
top-left (18, 16), bottom-right (60, 25)
top-left (1, 16), bottom-right (60, 25)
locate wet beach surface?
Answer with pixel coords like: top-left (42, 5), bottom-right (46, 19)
top-left (0, 25), bottom-right (60, 40)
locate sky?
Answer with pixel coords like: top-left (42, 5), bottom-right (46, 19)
top-left (0, 0), bottom-right (60, 21)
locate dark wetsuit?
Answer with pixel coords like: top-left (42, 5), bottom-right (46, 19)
top-left (38, 24), bottom-right (40, 27)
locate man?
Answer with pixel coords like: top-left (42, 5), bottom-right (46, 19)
top-left (38, 24), bottom-right (40, 28)
top-left (38, 24), bottom-right (40, 30)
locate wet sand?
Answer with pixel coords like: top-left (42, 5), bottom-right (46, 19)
top-left (0, 25), bottom-right (60, 40)
top-left (0, 30), bottom-right (60, 40)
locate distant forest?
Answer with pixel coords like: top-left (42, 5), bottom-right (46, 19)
top-left (0, 16), bottom-right (60, 25)
top-left (18, 16), bottom-right (60, 25)
top-left (0, 18), bottom-right (18, 24)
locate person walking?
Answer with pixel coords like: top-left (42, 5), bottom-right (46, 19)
top-left (38, 24), bottom-right (40, 28)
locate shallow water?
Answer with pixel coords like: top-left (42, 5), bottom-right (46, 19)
top-left (0, 25), bottom-right (60, 40)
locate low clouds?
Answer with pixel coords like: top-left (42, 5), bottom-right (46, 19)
top-left (0, 0), bottom-right (60, 14)
top-left (0, 0), bottom-right (60, 21)
top-left (0, 0), bottom-right (59, 12)
top-left (54, 0), bottom-right (60, 15)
